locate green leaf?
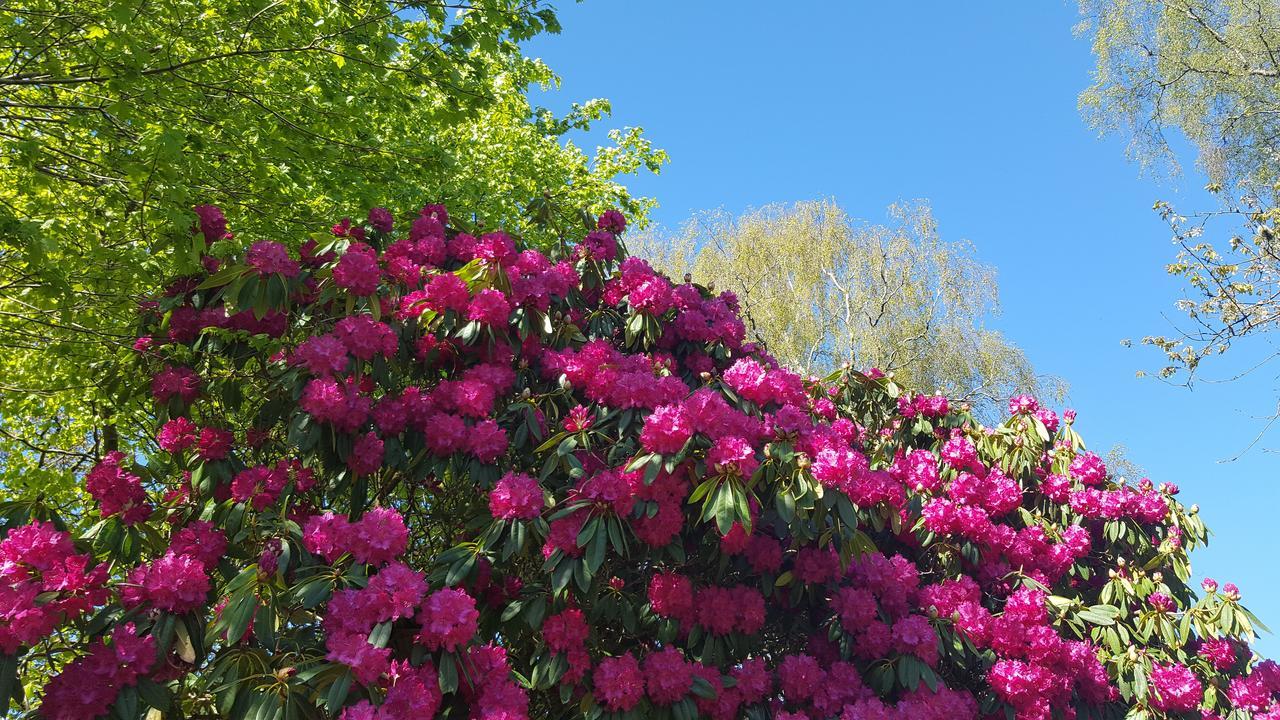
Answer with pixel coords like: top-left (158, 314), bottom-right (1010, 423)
top-left (113, 686), bottom-right (139, 720)
top-left (136, 677), bottom-right (172, 711)
top-left (367, 621), bottom-right (393, 648)
top-left (195, 265), bottom-right (249, 290)
top-left (0, 653), bottom-right (18, 715)
top-left (438, 654), bottom-right (459, 694)
top-left (776, 488), bottom-right (796, 523)
top-left (220, 582), bottom-right (258, 643)
top-left (585, 526), bottom-right (607, 574)
top-left (1077, 604), bottom-right (1121, 626)
top-left (834, 493), bottom-right (858, 529)
top-left (690, 674), bottom-right (718, 699)
top-left (324, 670), bottom-right (353, 714)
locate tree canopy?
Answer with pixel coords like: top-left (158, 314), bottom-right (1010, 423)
top-left (634, 200), bottom-right (1056, 417)
top-left (1078, 0), bottom-right (1280, 394)
top-left (0, 0), bottom-right (666, 507)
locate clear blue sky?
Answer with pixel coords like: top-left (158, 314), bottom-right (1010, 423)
top-left (526, 1), bottom-right (1279, 654)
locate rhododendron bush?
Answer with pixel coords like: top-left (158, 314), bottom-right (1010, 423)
top-left (1, 203), bottom-right (1276, 720)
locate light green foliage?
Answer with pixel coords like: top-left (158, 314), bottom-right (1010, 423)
top-left (0, 0), bottom-right (666, 504)
top-left (1104, 443), bottom-right (1149, 481)
top-left (1078, 0), bottom-right (1280, 387)
top-left (1079, 0), bottom-right (1280, 196)
top-left (634, 200), bottom-right (1058, 415)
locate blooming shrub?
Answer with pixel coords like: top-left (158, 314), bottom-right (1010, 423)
top-left (0, 203), bottom-right (1275, 720)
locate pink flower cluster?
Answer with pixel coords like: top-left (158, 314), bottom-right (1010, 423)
top-left (303, 508), bottom-right (409, 566)
top-left (542, 340), bottom-right (687, 410)
top-left (246, 240), bottom-right (300, 277)
top-left (230, 462), bottom-right (292, 509)
top-left (85, 451), bottom-right (151, 525)
top-left (594, 653), bottom-right (645, 711)
top-left (150, 365), bottom-right (202, 405)
top-left (1148, 661), bottom-right (1202, 712)
top-left (629, 466), bottom-right (689, 548)
top-left (415, 587), bottom-right (479, 651)
top-left (647, 571), bottom-right (764, 636)
top-left (39, 623), bottom-right (155, 720)
top-left (1066, 485), bottom-right (1169, 524)
top-left (121, 542), bottom-right (213, 614)
top-left (489, 472), bottom-right (544, 520)
top-left (643, 647), bottom-right (695, 705)
top-left (0, 522), bottom-right (107, 653)
top-left (333, 242), bottom-right (381, 296)
top-left (898, 392), bottom-right (950, 418)
top-left (979, 587), bottom-right (1115, 719)
top-left (1224, 659), bottom-right (1280, 715)
top-left (193, 204), bottom-right (230, 242)
top-left (339, 661), bottom-right (440, 720)
top-left (325, 561), bottom-right (425, 683)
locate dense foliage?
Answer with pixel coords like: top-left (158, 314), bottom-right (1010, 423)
top-left (0, 0), bottom-right (665, 506)
top-left (0, 204), bottom-right (1275, 720)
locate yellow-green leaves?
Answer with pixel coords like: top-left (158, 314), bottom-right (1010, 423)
top-left (634, 200), bottom-right (1060, 417)
top-left (0, 0), bottom-right (666, 509)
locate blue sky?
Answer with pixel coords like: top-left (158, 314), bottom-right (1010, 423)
top-left (526, 1), bottom-right (1279, 654)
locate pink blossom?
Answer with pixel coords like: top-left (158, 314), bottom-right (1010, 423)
top-left (85, 452), bottom-right (151, 525)
top-left (1148, 662), bottom-right (1202, 712)
top-left (333, 242), bottom-right (381, 296)
top-left (544, 607), bottom-right (590, 653)
top-left (708, 435), bottom-right (758, 477)
top-left (640, 403), bottom-right (693, 454)
top-left (467, 288), bottom-right (511, 326)
top-left (778, 653), bottom-right (825, 702)
top-left (421, 272), bottom-right (470, 313)
top-left (643, 647), bottom-right (692, 705)
top-left (581, 229), bottom-right (618, 261)
top-left (157, 416), bottom-right (198, 453)
top-left (367, 207), bottom-right (394, 234)
top-left (39, 624), bottom-right (155, 720)
top-left (649, 572), bottom-right (695, 625)
top-left (196, 426), bottom-right (234, 461)
top-left (246, 241), bottom-right (299, 277)
top-left (169, 521), bottom-right (227, 569)
top-left (415, 588), bottom-right (478, 651)
top-left (489, 473), bottom-right (544, 520)
top-left (1070, 451), bottom-right (1107, 486)
top-left (348, 432), bottom-right (384, 476)
top-left (594, 653), bottom-right (644, 711)
top-left (467, 419), bottom-right (508, 463)
top-left (351, 507), bottom-right (409, 566)
top-left (334, 315), bottom-right (397, 360)
top-left (123, 552), bottom-right (209, 613)
top-left (151, 365), bottom-right (202, 404)
top-left (597, 209), bottom-right (626, 234)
